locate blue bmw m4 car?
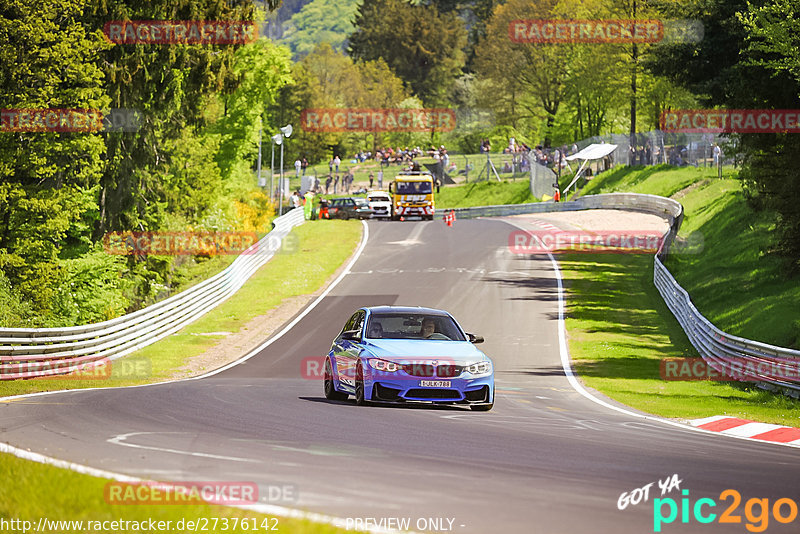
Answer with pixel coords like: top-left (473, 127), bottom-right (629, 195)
top-left (324, 306), bottom-right (494, 411)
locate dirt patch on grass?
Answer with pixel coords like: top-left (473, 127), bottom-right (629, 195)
top-left (671, 179), bottom-right (710, 200)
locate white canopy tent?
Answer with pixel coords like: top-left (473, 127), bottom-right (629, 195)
top-left (562, 143), bottom-right (618, 194)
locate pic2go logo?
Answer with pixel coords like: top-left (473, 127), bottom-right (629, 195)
top-left (653, 490), bottom-right (799, 532)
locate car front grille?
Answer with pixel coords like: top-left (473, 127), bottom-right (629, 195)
top-left (405, 388), bottom-right (461, 400)
top-left (403, 363), bottom-right (435, 377)
top-left (436, 364), bottom-right (463, 378)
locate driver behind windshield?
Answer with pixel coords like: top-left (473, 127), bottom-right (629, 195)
top-left (421, 318), bottom-right (436, 338)
top-left (367, 322), bottom-right (384, 339)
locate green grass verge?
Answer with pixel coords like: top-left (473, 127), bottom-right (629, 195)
top-left (0, 220), bottom-right (362, 398)
top-left (560, 163), bottom-right (800, 424)
top-left (575, 163), bottom-right (717, 198)
top-left (0, 452), bottom-right (347, 533)
top-left (666, 179), bottom-right (800, 348)
top-left (577, 163), bottom-right (800, 348)
top-left (562, 253), bottom-right (800, 426)
top-left (436, 179), bottom-right (536, 208)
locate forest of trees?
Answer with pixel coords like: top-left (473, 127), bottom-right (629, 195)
top-left (1, 0), bottom-right (798, 328)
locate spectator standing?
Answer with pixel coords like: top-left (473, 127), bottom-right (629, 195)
top-left (301, 157), bottom-right (308, 175)
top-left (329, 158), bottom-right (334, 173)
top-left (294, 158), bottom-right (302, 178)
top-left (369, 173), bottom-right (374, 188)
top-left (333, 155), bottom-right (341, 173)
top-left (377, 169), bottom-right (384, 188)
top-left (325, 174), bottom-right (332, 194)
top-left (291, 190), bottom-right (302, 209)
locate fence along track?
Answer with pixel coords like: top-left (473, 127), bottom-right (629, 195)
top-left (0, 209), bottom-right (305, 380)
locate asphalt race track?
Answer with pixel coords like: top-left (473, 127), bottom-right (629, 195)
top-left (2, 218), bottom-right (798, 533)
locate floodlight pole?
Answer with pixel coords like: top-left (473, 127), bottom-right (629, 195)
top-left (257, 123), bottom-right (263, 188)
top-left (270, 140), bottom-right (275, 201)
top-left (279, 140), bottom-right (285, 216)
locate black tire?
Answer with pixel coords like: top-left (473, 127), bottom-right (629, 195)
top-left (471, 403), bottom-right (493, 412)
top-left (355, 363), bottom-right (370, 406)
top-left (341, 211), bottom-right (350, 220)
top-left (324, 359), bottom-right (348, 401)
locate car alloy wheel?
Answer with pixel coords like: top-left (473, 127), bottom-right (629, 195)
top-left (355, 363), bottom-right (369, 406)
top-left (324, 359), bottom-right (348, 401)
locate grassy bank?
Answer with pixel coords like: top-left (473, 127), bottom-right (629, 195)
top-left (575, 163), bottom-right (711, 198)
top-left (0, 452), bottom-right (346, 533)
top-left (560, 164), bottom-right (800, 424)
top-left (562, 253), bottom-right (800, 426)
top-left (576, 164), bottom-right (800, 348)
top-left (0, 220), bottom-right (362, 398)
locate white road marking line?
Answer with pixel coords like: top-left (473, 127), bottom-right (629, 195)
top-left (0, 443), bottom-right (404, 534)
top-left (107, 432), bottom-right (259, 463)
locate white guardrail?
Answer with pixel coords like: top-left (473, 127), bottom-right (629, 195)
top-left (436, 193), bottom-right (800, 396)
top-left (0, 208), bottom-right (305, 380)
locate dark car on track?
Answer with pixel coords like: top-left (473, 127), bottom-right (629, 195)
top-left (326, 197), bottom-right (373, 220)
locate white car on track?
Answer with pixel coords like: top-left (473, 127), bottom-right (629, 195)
top-left (366, 191), bottom-right (392, 219)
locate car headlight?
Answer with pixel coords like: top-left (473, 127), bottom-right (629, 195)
top-left (465, 361), bottom-right (492, 376)
top-left (368, 359), bottom-right (402, 372)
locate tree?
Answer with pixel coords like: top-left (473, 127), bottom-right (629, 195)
top-left (348, 0), bottom-right (467, 106)
top-left (0, 0), bottom-right (110, 316)
top-left (269, 43), bottom-right (409, 161)
top-left (87, 0), bottom-right (258, 235)
top-left (279, 0), bottom-right (361, 59)
top-left (474, 0), bottom-right (573, 146)
top-left (647, 0), bottom-right (800, 270)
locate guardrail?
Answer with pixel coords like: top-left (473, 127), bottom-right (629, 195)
top-left (0, 208), bottom-right (306, 380)
top-left (436, 193), bottom-right (800, 396)
top-left (653, 257), bottom-right (800, 395)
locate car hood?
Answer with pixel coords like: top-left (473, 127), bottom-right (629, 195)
top-left (362, 339), bottom-right (488, 363)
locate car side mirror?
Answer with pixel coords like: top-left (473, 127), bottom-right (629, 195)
top-left (341, 330), bottom-right (361, 341)
top-left (467, 333), bottom-right (484, 344)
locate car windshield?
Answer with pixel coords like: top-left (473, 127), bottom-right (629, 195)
top-left (369, 194), bottom-right (390, 202)
top-left (365, 313), bottom-right (466, 341)
top-left (396, 181), bottom-right (432, 194)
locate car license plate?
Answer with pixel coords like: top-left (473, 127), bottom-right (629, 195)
top-left (420, 380), bottom-right (451, 387)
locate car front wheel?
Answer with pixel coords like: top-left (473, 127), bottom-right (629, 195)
top-left (355, 363), bottom-right (370, 406)
top-left (324, 359), bottom-right (348, 401)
